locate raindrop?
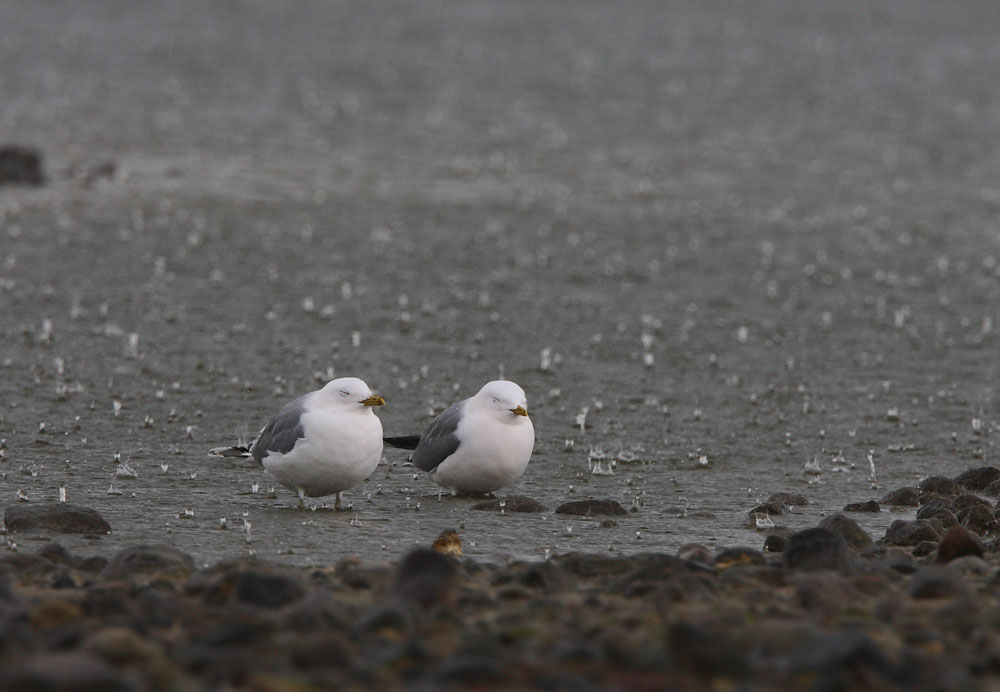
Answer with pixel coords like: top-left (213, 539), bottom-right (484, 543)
top-left (160, 463), bottom-right (169, 474)
top-left (219, 517), bottom-right (228, 530)
top-left (113, 400), bottom-right (122, 416)
top-left (17, 489), bottom-right (28, 502)
top-left (116, 463), bottom-right (138, 479)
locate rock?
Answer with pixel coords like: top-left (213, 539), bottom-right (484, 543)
top-left (768, 492), bottom-right (809, 506)
top-left (884, 520), bottom-right (940, 546)
top-left (920, 496), bottom-right (956, 512)
top-left (288, 631), bottom-right (357, 671)
top-left (880, 487), bottom-right (919, 506)
top-left (491, 561), bottom-right (576, 594)
top-left (792, 572), bottom-right (864, 614)
top-left (103, 545), bottom-right (194, 581)
top-left (983, 479), bottom-right (1000, 497)
top-left (220, 569), bottom-right (307, 609)
top-left (954, 494), bottom-right (991, 511)
top-left (668, 621), bottom-right (751, 677)
top-left (763, 529), bottom-right (789, 553)
top-left (954, 466), bottom-right (1000, 491)
top-left (908, 566), bottom-right (972, 599)
top-left (554, 499), bottom-right (627, 516)
top-left (936, 526), bottom-right (984, 563)
top-left (431, 529), bottom-right (462, 556)
top-left (0, 145), bottom-right (45, 186)
top-left (784, 631), bottom-right (892, 686)
top-left (471, 495), bottom-right (548, 513)
top-left (748, 500), bottom-right (787, 518)
top-left (912, 540), bottom-right (938, 557)
top-left (915, 505), bottom-right (959, 531)
top-left (0, 651), bottom-right (134, 692)
top-left (282, 589), bottom-right (352, 633)
top-left (599, 519), bottom-right (618, 528)
top-left (391, 548), bottom-right (460, 610)
top-left (0, 553), bottom-right (59, 580)
top-left (677, 543), bottom-right (713, 564)
top-left (784, 527), bottom-right (859, 573)
top-left (917, 476), bottom-right (960, 496)
top-left (714, 547), bottom-right (767, 570)
top-left (819, 513), bottom-right (873, 551)
top-left (957, 504), bottom-right (997, 535)
top-left (843, 500), bottom-right (880, 512)
top-left (4, 503), bottom-right (110, 534)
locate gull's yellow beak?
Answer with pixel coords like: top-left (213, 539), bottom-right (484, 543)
top-left (510, 405), bottom-right (528, 417)
top-left (362, 395), bottom-right (386, 407)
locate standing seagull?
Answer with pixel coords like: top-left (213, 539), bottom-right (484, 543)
top-left (211, 377), bottom-right (385, 508)
top-left (384, 380), bottom-right (534, 494)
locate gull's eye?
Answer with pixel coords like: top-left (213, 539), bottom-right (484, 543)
top-left (492, 397), bottom-right (501, 404)
top-left (340, 390), bottom-right (351, 397)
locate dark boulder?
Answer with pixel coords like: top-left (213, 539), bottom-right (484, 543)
top-left (103, 545), bottom-right (195, 580)
top-left (936, 526), bottom-right (985, 564)
top-left (917, 476), bottom-right (960, 496)
top-left (820, 513), bottom-right (873, 551)
top-left (4, 503), bottom-right (110, 534)
top-left (843, 500), bottom-right (880, 512)
top-left (954, 466), bottom-right (1000, 491)
top-left (784, 527), bottom-right (859, 573)
top-left (879, 487), bottom-right (919, 506)
top-left (884, 520), bottom-right (939, 547)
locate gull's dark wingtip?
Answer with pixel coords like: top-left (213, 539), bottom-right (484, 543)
top-left (384, 435), bottom-right (422, 450)
top-left (208, 445), bottom-right (252, 458)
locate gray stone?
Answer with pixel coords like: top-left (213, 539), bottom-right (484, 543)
top-left (784, 527), bottom-right (859, 573)
top-left (4, 503), bottom-right (110, 534)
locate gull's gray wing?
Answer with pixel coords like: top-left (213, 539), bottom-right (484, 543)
top-left (250, 395), bottom-right (308, 465)
top-left (410, 401), bottom-right (465, 472)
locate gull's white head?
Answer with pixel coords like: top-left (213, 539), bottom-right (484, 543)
top-left (474, 380), bottom-right (529, 419)
top-left (319, 377), bottom-right (385, 409)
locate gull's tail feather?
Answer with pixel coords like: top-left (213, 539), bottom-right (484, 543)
top-left (208, 444), bottom-right (252, 458)
top-left (384, 435), bottom-right (422, 450)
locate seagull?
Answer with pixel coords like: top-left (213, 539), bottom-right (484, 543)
top-left (384, 380), bottom-right (534, 494)
top-left (210, 377), bottom-right (385, 508)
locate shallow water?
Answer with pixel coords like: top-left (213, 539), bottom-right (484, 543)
top-left (1, 0), bottom-right (998, 566)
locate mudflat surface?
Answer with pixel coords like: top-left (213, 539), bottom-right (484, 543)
top-left (1, 1), bottom-right (999, 566)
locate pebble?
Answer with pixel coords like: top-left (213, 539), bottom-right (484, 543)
top-left (3, 503), bottom-right (111, 534)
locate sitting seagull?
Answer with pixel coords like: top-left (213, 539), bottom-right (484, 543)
top-left (210, 377), bottom-right (385, 508)
top-left (384, 380), bottom-right (534, 494)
